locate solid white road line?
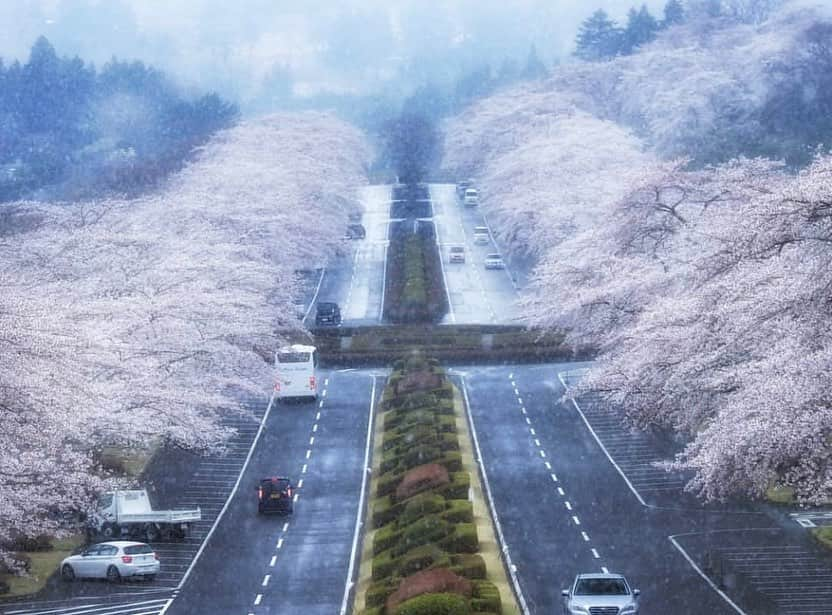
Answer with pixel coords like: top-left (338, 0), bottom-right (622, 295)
top-left (669, 535), bottom-right (749, 615)
top-left (339, 375), bottom-right (378, 615)
top-left (459, 375), bottom-right (531, 615)
top-left (160, 393), bottom-right (279, 614)
top-left (557, 371), bottom-right (648, 508)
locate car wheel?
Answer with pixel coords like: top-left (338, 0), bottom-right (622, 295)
top-left (106, 565), bottom-right (121, 583)
top-left (61, 564), bottom-right (75, 582)
top-left (100, 522), bottom-right (119, 539)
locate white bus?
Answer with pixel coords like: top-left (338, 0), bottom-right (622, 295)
top-left (275, 344), bottom-right (318, 401)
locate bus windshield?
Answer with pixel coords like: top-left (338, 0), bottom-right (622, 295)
top-left (277, 352), bottom-right (311, 363)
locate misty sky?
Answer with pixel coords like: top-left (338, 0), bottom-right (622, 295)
top-left (0, 0), bottom-right (673, 107)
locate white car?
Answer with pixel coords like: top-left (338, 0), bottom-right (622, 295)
top-left (562, 573), bottom-right (640, 615)
top-left (449, 245), bottom-right (466, 263)
top-left (61, 541), bottom-right (160, 583)
top-left (473, 226), bottom-right (490, 245)
top-left (484, 253), bottom-right (505, 269)
top-left (463, 188), bottom-right (479, 206)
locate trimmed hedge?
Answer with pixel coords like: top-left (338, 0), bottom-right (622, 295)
top-left (395, 593), bottom-right (471, 615)
top-left (361, 357), bottom-right (500, 615)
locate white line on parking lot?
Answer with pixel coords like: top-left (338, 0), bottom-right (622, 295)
top-left (668, 535), bottom-right (749, 615)
top-left (557, 372), bottom-right (647, 508)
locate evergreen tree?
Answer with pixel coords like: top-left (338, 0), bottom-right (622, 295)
top-left (522, 44), bottom-right (548, 79)
top-left (574, 9), bottom-right (623, 61)
top-left (662, 0), bottom-right (685, 27)
top-left (622, 5), bottom-right (660, 55)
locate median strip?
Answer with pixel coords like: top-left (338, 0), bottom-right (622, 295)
top-left (352, 354), bottom-right (518, 615)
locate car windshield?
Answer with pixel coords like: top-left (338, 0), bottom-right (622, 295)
top-left (261, 479), bottom-right (290, 492)
top-left (124, 545), bottom-right (154, 555)
top-left (5, 3), bottom-right (828, 615)
top-left (575, 579), bottom-right (629, 595)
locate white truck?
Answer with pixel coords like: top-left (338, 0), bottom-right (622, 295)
top-left (88, 490), bottom-right (201, 543)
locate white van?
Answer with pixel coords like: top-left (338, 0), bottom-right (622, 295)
top-left (463, 188), bottom-right (479, 206)
top-left (275, 344), bottom-right (318, 400)
top-left (473, 226), bottom-right (490, 245)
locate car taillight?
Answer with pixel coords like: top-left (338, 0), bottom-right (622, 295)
top-left (287, 487), bottom-right (293, 497)
top-left (154, 552), bottom-right (159, 561)
top-left (309, 375), bottom-right (316, 390)
top-left (258, 488), bottom-right (263, 500)
top-left (121, 555), bottom-right (133, 564)
top-left (274, 380), bottom-right (281, 392)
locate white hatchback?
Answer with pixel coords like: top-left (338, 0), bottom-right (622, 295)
top-left (61, 541), bottom-right (160, 583)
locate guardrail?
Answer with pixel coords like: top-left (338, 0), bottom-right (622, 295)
top-left (311, 324), bottom-right (594, 365)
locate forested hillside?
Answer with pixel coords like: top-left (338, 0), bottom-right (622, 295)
top-left (443, 1), bottom-right (832, 503)
top-left (0, 37), bottom-right (238, 202)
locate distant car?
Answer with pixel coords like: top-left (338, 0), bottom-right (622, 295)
top-left (257, 477), bottom-right (294, 515)
top-left (473, 226), bottom-right (490, 245)
top-left (344, 223), bottom-right (366, 239)
top-left (484, 253), bottom-right (505, 269)
top-left (463, 188), bottom-right (479, 206)
top-left (293, 301), bottom-right (306, 321)
top-left (449, 245), bottom-right (466, 263)
top-left (315, 302), bottom-right (341, 326)
top-left (61, 541), bottom-right (159, 583)
top-left (562, 573), bottom-right (640, 615)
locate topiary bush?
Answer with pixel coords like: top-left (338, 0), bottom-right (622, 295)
top-left (388, 569), bottom-right (473, 614)
top-left (395, 592), bottom-right (471, 615)
top-left (471, 581), bottom-right (502, 613)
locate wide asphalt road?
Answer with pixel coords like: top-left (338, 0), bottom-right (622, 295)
top-left (430, 183), bottom-right (521, 325)
top-left (457, 363), bottom-right (774, 615)
top-left (309, 185), bottom-right (390, 327)
top-left (163, 368), bottom-right (380, 615)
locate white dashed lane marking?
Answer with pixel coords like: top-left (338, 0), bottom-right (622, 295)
top-left (270, 555), bottom-right (277, 567)
top-left (262, 575), bottom-right (270, 587)
top-left (254, 594), bottom-right (262, 606)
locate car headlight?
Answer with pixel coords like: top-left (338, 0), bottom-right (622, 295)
top-left (568, 607), bottom-right (589, 615)
top-left (620, 606), bottom-right (637, 614)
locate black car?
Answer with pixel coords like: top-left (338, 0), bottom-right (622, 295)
top-left (315, 301), bottom-right (341, 326)
top-left (257, 477), bottom-right (294, 514)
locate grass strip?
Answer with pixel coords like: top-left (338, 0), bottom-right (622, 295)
top-left (0, 534), bottom-right (85, 598)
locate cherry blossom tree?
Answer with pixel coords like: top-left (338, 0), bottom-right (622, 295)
top-left (0, 112), bottom-right (370, 565)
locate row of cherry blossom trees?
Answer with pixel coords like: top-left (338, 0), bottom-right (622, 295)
top-left (442, 3), bottom-right (832, 502)
top-left (0, 112), bottom-right (369, 563)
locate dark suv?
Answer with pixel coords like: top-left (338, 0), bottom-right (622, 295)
top-left (257, 477), bottom-right (294, 514)
top-left (315, 302), bottom-right (341, 326)
top-left (345, 223), bottom-right (366, 239)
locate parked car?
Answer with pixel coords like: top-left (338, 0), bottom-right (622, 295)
top-left (484, 253), bottom-right (505, 269)
top-left (562, 573), bottom-right (640, 615)
top-left (473, 226), bottom-right (490, 245)
top-left (344, 223), bottom-right (366, 239)
top-left (463, 188), bottom-right (479, 206)
top-left (449, 245), bottom-right (466, 263)
top-left (61, 541), bottom-right (159, 583)
top-left (315, 302), bottom-right (341, 326)
top-left (257, 477), bottom-right (295, 514)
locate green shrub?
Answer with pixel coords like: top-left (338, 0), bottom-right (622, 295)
top-left (372, 549), bottom-right (397, 581)
top-left (450, 554), bottom-right (487, 579)
top-left (378, 472), bottom-right (404, 498)
top-left (439, 473), bottom-right (471, 500)
top-left (399, 544), bottom-right (451, 576)
top-left (440, 451), bottom-right (463, 472)
top-left (440, 523), bottom-right (479, 553)
top-left (441, 500), bottom-right (473, 524)
top-left (440, 432), bottom-right (460, 450)
top-left (395, 593), bottom-right (471, 615)
top-left (438, 415), bottom-right (457, 432)
top-left (373, 496), bottom-right (396, 527)
top-left (361, 608), bottom-right (384, 615)
top-left (403, 445), bottom-right (442, 469)
top-left (399, 515), bottom-right (452, 555)
top-left (400, 493), bottom-right (447, 526)
top-left (366, 580), bottom-right (397, 607)
top-left (374, 524), bottom-right (403, 555)
top-left (471, 580), bottom-right (501, 613)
